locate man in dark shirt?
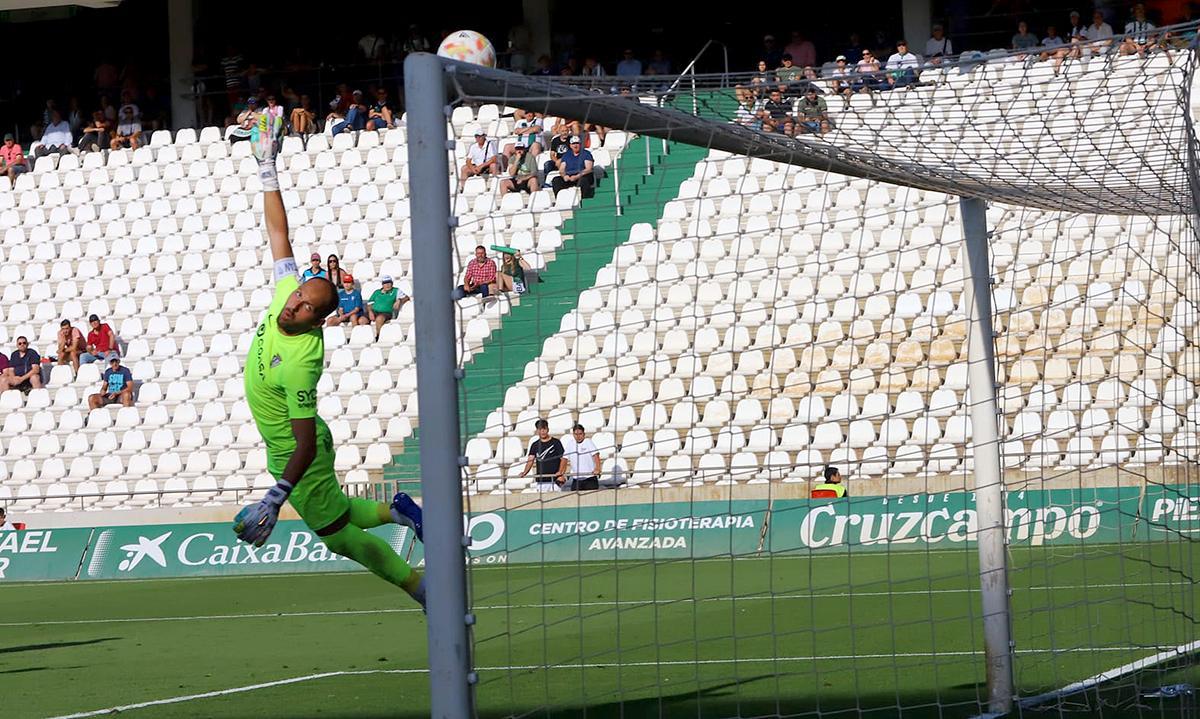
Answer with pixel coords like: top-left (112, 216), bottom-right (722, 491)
top-left (2, 336), bottom-right (42, 392)
top-left (551, 135), bottom-right (594, 199)
top-left (759, 90), bottom-right (792, 132)
top-left (88, 356), bottom-right (134, 409)
top-left (544, 123), bottom-right (572, 177)
top-left (519, 418), bottom-right (567, 490)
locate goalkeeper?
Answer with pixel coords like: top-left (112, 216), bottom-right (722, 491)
top-left (233, 113), bottom-right (427, 609)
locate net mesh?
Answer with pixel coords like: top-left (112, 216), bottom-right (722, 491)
top-left (421, 32), bottom-right (1200, 717)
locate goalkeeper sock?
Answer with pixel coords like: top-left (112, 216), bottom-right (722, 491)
top-left (257, 159), bottom-right (279, 192)
top-left (348, 498), bottom-right (391, 529)
top-left (321, 524), bottom-right (413, 589)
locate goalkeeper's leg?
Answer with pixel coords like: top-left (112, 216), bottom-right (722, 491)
top-left (320, 522), bottom-right (425, 606)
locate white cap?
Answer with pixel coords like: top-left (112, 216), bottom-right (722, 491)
top-left (380, 275), bottom-right (393, 283)
top-left (569, 135), bottom-right (581, 143)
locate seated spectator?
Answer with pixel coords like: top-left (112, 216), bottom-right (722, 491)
top-left (543, 123), bottom-right (572, 176)
top-left (775, 54), bottom-right (804, 93)
top-left (530, 54), bottom-right (554, 76)
top-left (797, 87), bottom-right (831, 134)
top-left (88, 356), bottom-right (134, 410)
top-left (57, 319), bottom-right (86, 373)
top-left (885, 40), bottom-right (921, 88)
top-left (496, 250), bottom-right (531, 294)
top-left (80, 314), bottom-right (119, 364)
top-left (78, 111), bottom-right (111, 152)
top-left (1041, 25), bottom-right (1065, 49)
top-left (563, 423), bottom-right (601, 490)
top-left (925, 24), bottom-right (953, 57)
top-left (457, 245), bottom-right (498, 299)
top-left (110, 103), bottom-right (142, 150)
top-left (551, 135), bottom-right (594, 199)
top-left (324, 99), bottom-right (344, 133)
top-left (854, 50), bottom-right (885, 92)
top-left (499, 145), bottom-right (540, 196)
top-left (1120, 4), bottom-right (1156, 56)
top-left (0, 507), bottom-right (12, 531)
top-left (503, 108), bottom-right (542, 161)
top-left (615, 49), bottom-right (643, 77)
top-left (331, 90), bottom-right (368, 135)
top-left (811, 466), bottom-right (848, 498)
top-left (366, 89), bottom-right (393, 131)
top-left (326, 254), bottom-right (347, 287)
top-left (749, 59), bottom-right (772, 96)
top-left (367, 275), bottom-right (409, 338)
top-left (581, 56), bottom-right (606, 77)
top-left (289, 94), bottom-right (316, 135)
top-left (778, 119), bottom-right (797, 137)
top-left (1012, 21), bottom-right (1040, 51)
top-left (1084, 10), bottom-right (1114, 51)
top-left (648, 49), bottom-right (671, 75)
top-left (328, 274), bottom-right (369, 327)
top-left (733, 87), bottom-right (762, 129)
top-left (829, 55), bottom-right (853, 96)
top-left (0, 134), bottom-right (27, 180)
top-left (459, 131), bottom-right (500, 189)
top-left (519, 418), bottom-right (567, 490)
top-left (228, 98), bottom-right (260, 143)
top-left (301, 252), bottom-right (326, 282)
top-left (758, 89), bottom-right (792, 132)
top-left (36, 110), bottom-right (73, 157)
top-left (1, 336), bottom-right (42, 392)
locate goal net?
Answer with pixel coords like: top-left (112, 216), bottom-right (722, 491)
top-left (405, 32), bottom-right (1200, 717)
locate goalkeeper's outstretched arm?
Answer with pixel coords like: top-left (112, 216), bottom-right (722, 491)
top-left (252, 113), bottom-right (295, 269)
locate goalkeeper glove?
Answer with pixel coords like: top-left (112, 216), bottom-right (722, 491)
top-left (233, 479), bottom-right (293, 547)
top-left (251, 113), bottom-right (283, 190)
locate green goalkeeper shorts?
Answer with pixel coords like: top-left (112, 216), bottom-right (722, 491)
top-left (267, 420), bottom-right (349, 533)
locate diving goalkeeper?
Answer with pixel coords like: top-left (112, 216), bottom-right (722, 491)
top-left (233, 113), bottom-right (427, 609)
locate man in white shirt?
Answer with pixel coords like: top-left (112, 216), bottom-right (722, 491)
top-left (924, 24), bottom-right (953, 59)
top-left (1120, 3), bottom-right (1156, 55)
top-left (563, 424), bottom-right (601, 490)
top-left (886, 40), bottom-right (921, 88)
top-left (1083, 9), bottom-right (1114, 52)
top-left (0, 507), bottom-right (13, 531)
top-left (36, 109), bottom-right (73, 157)
top-left (458, 131), bottom-right (499, 190)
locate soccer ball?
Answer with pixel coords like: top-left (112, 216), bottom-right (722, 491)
top-left (437, 30), bottom-right (496, 68)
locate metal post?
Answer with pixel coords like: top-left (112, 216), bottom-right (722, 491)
top-left (404, 52), bottom-right (475, 719)
top-left (958, 196), bottom-right (1014, 717)
top-left (613, 155), bottom-right (622, 216)
top-left (644, 134), bottom-right (652, 177)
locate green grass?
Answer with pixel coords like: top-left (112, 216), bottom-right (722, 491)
top-left (5, 543), bottom-right (1196, 718)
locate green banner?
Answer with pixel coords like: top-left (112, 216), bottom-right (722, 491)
top-left (0, 528), bottom-right (92, 582)
top-left (79, 521), bottom-right (413, 580)
top-left (11, 485), bottom-right (1198, 582)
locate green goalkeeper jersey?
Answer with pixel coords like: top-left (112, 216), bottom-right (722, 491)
top-left (244, 274), bottom-right (326, 456)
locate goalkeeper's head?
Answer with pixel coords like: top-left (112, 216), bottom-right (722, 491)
top-left (278, 277), bottom-right (338, 334)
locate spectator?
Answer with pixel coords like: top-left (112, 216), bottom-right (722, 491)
top-left (1065, 10), bottom-right (1086, 41)
top-left (1012, 21), bottom-right (1040, 51)
top-left (78, 111), bottom-right (111, 152)
top-left (844, 32), bottom-right (866, 61)
top-left (458, 245), bottom-right (498, 299)
top-left (581, 56), bottom-right (606, 77)
top-left (57, 319), bottom-right (85, 373)
top-left (367, 275), bottom-right (408, 338)
top-left (1120, 3), bottom-right (1156, 55)
top-left (220, 45), bottom-right (245, 106)
top-left (854, 50), bottom-right (885, 92)
top-left (750, 59), bottom-right (772, 95)
top-left (497, 250), bottom-right (531, 294)
top-left (502, 108), bottom-right (542, 164)
top-left (324, 100), bottom-right (344, 133)
top-left (0, 507), bottom-right (11, 531)
top-left (366, 89), bottom-right (393, 131)
top-left (228, 97), bottom-right (259, 143)
top-left (733, 87), bottom-right (762, 128)
top-left (499, 144), bottom-right (540, 196)
top-left (759, 89), bottom-right (791, 132)
top-left (0, 134), bottom-right (27, 180)
top-left (784, 31), bottom-right (817, 68)
top-left (326, 255), bottom-right (347, 287)
top-left (301, 253), bottom-right (327, 282)
top-left (563, 423), bottom-right (601, 490)
top-left (829, 55), bottom-right (853, 95)
top-left (401, 24), bottom-right (430, 55)
top-left (925, 24), bottom-right (953, 58)
top-left (98, 94), bottom-right (116, 124)
top-left (885, 40), bottom-right (921, 87)
top-left (459, 131), bottom-right (499, 190)
top-left (263, 95), bottom-right (283, 122)
top-left (775, 54), bottom-right (804, 93)
top-left (530, 54), bottom-right (554, 76)
top-left (88, 356), bottom-right (134, 410)
top-left (1084, 9), bottom-right (1114, 50)
top-left (110, 101), bottom-right (142, 150)
top-left (796, 86), bottom-right (831, 134)
top-left (615, 49), bottom-right (643, 77)
top-left (289, 94), bottom-right (316, 136)
top-left (1041, 25), bottom-right (1065, 49)
top-left (2, 336), bottom-right (42, 392)
top-left (519, 418), bottom-right (567, 490)
top-left (648, 49), bottom-right (671, 75)
top-left (80, 314), bottom-right (119, 364)
top-left (36, 110), bottom-right (73, 157)
top-left (331, 90), bottom-right (368, 135)
top-left (358, 30), bottom-right (388, 63)
top-left (328, 274), bottom-right (369, 327)
top-left (551, 135), bottom-right (594, 199)
top-left (544, 122), bottom-right (572, 176)
top-left (811, 466), bottom-right (848, 498)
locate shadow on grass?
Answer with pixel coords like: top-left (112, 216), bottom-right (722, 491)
top-left (0, 637), bottom-right (119, 654)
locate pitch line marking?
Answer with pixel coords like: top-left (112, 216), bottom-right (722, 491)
top-left (43, 646), bottom-right (1160, 719)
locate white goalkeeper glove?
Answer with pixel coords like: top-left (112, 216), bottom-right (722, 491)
top-left (251, 112), bottom-right (283, 191)
top-left (233, 479), bottom-right (293, 547)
